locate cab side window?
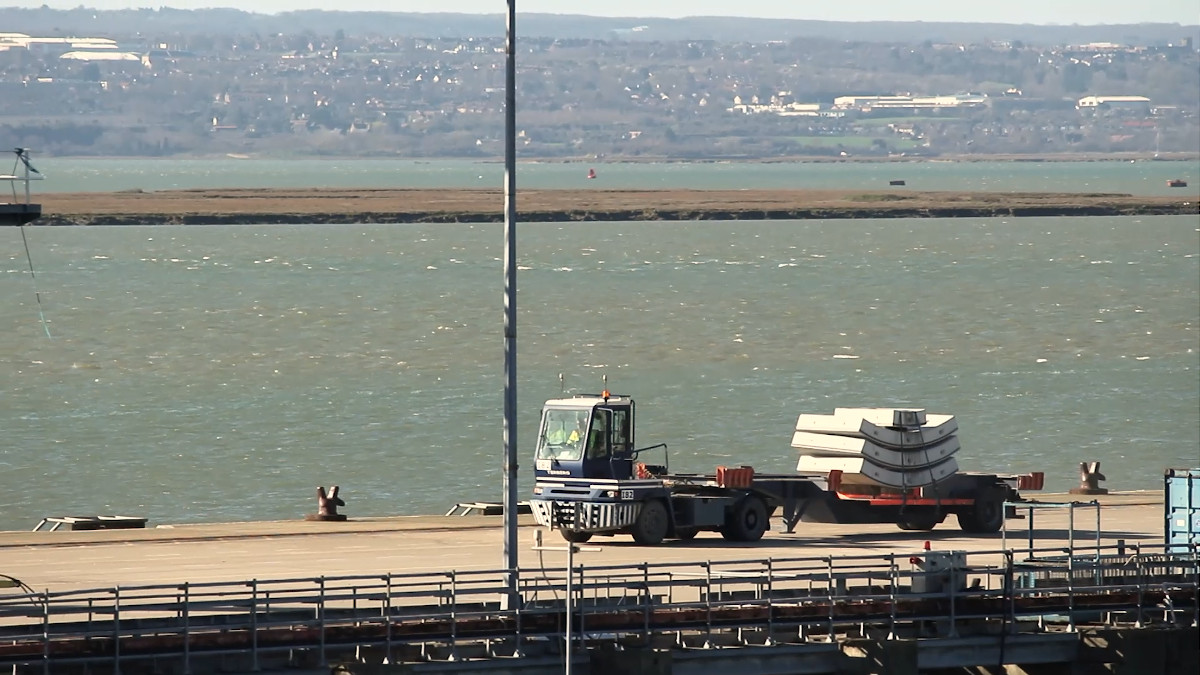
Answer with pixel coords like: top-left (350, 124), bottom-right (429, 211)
top-left (586, 410), bottom-right (610, 459)
top-left (610, 409), bottom-right (629, 455)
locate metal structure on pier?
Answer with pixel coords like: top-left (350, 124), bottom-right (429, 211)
top-left (1, 544), bottom-right (1195, 674)
top-left (0, 149), bottom-right (42, 226)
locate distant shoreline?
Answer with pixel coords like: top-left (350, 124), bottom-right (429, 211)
top-left (31, 187), bottom-right (1198, 226)
top-left (37, 152), bottom-right (1200, 164)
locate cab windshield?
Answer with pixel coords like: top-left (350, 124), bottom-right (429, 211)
top-left (538, 408), bottom-right (590, 461)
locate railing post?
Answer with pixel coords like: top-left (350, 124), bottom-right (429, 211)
top-left (318, 576), bottom-right (327, 666)
top-left (641, 562), bottom-right (650, 641)
top-left (249, 579), bottom-right (260, 672)
top-left (182, 583), bottom-right (191, 675)
top-left (112, 586), bottom-right (122, 675)
top-left (565, 550), bottom-right (573, 674)
top-left (826, 557), bottom-right (835, 642)
top-left (1027, 506), bottom-right (1035, 558)
top-left (704, 561), bottom-right (713, 648)
top-left (887, 554), bottom-right (898, 640)
top-left (1135, 543), bottom-right (1144, 628)
top-left (41, 591), bottom-right (50, 675)
top-left (1066, 551), bottom-right (1076, 633)
top-left (1004, 551), bottom-right (1015, 636)
top-left (1068, 505), bottom-right (1076, 557)
top-left (948, 563), bottom-right (959, 638)
top-left (384, 575), bottom-right (393, 661)
top-left (576, 562), bottom-right (586, 657)
top-left (513, 572), bottom-right (525, 659)
top-left (765, 558), bottom-right (775, 645)
top-left (449, 571), bottom-right (458, 661)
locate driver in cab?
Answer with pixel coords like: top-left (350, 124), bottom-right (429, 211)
top-left (545, 416), bottom-right (587, 460)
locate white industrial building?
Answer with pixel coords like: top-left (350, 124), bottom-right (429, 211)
top-left (832, 94), bottom-right (987, 111)
top-left (1076, 95), bottom-right (1152, 113)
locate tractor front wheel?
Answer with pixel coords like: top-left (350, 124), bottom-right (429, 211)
top-left (631, 500), bottom-right (669, 545)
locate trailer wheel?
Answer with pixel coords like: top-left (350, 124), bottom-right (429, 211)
top-left (897, 512), bottom-right (940, 531)
top-left (559, 529), bottom-right (593, 544)
top-left (957, 489), bottom-right (1005, 533)
top-left (721, 496), bottom-right (768, 542)
top-left (631, 500), bottom-right (669, 545)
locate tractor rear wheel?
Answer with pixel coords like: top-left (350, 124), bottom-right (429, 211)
top-left (721, 496), bottom-right (768, 542)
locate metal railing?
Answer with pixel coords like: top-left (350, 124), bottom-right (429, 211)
top-left (0, 543), bottom-right (1196, 673)
top-left (1, 148), bottom-right (43, 207)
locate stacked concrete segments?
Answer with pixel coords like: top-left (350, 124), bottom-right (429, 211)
top-left (793, 407), bottom-right (960, 489)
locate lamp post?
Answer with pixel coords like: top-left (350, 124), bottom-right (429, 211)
top-left (501, 0), bottom-right (520, 609)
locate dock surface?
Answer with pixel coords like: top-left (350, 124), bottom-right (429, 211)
top-left (0, 492), bottom-right (1163, 593)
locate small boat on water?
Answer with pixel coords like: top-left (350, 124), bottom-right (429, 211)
top-left (889, 179), bottom-right (906, 186)
top-left (587, 168), bottom-right (597, 179)
top-left (1166, 179), bottom-right (1188, 188)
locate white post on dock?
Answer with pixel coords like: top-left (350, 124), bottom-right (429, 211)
top-left (534, 528), bottom-right (601, 675)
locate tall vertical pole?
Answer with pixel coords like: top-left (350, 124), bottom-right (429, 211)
top-left (565, 541), bottom-right (574, 675)
top-left (501, 0), bottom-right (520, 609)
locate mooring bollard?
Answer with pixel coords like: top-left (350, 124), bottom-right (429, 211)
top-left (305, 485), bottom-right (348, 521)
top-left (1069, 462), bottom-right (1109, 495)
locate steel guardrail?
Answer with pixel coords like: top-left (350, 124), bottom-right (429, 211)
top-left (0, 543), bottom-right (1196, 672)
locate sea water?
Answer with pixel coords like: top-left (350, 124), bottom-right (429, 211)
top-left (1, 212), bottom-right (1196, 531)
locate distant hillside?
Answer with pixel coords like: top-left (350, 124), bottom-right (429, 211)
top-left (1, 7), bottom-right (1196, 46)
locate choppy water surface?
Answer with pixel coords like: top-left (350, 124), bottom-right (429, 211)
top-left (1, 214), bottom-right (1196, 531)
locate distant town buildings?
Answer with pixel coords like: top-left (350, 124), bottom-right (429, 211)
top-left (732, 90), bottom-right (1158, 119)
top-left (731, 93), bottom-right (997, 116)
top-left (0, 32), bottom-right (140, 62)
top-left (0, 23), bottom-right (1193, 158)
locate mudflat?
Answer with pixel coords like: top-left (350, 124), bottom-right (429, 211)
top-left (33, 188), bottom-right (1198, 225)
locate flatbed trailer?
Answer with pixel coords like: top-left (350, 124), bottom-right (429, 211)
top-left (528, 392), bottom-right (1043, 545)
top-left (531, 465), bottom-right (1042, 544)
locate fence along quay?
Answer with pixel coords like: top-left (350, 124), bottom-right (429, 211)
top-left (0, 541), bottom-right (1195, 675)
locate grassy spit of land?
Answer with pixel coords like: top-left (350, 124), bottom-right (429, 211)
top-left (30, 187), bottom-right (1200, 225)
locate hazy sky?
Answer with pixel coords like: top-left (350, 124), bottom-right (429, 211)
top-left (5, 1), bottom-right (1198, 25)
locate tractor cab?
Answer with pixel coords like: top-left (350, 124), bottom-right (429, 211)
top-left (534, 393), bottom-right (635, 480)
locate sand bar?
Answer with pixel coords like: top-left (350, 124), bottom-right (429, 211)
top-left (28, 188), bottom-right (1199, 225)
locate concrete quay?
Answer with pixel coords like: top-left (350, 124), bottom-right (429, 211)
top-left (2, 491), bottom-right (1192, 675)
top-left (0, 492), bottom-right (1167, 593)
